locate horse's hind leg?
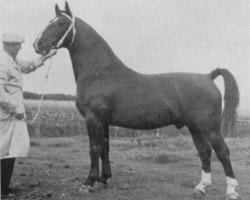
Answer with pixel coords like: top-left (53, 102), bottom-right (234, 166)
top-left (99, 125), bottom-right (112, 184)
top-left (188, 126), bottom-right (212, 195)
top-left (206, 130), bottom-right (238, 199)
top-left (81, 111), bottom-right (104, 192)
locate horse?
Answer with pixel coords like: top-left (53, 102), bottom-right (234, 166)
top-left (33, 2), bottom-right (240, 199)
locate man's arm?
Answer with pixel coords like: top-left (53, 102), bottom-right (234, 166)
top-left (16, 49), bottom-right (57, 74)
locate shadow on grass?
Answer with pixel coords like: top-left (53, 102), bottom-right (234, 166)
top-left (47, 143), bottom-right (72, 148)
top-left (30, 141), bottom-right (41, 147)
top-left (153, 153), bottom-right (186, 164)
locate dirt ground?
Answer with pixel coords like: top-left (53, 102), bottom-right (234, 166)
top-left (9, 134), bottom-right (250, 200)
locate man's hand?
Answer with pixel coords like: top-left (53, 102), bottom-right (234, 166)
top-left (34, 49), bottom-right (58, 68)
top-left (13, 102), bottom-right (25, 120)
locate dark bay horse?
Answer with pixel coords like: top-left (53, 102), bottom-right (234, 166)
top-left (34, 2), bottom-right (240, 199)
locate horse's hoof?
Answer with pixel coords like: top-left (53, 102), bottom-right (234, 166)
top-left (79, 185), bottom-right (94, 193)
top-left (194, 188), bottom-right (205, 199)
top-left (225, 192), bottom-right (239, 200)
top-left (95, 181), bottom-right (108, 189)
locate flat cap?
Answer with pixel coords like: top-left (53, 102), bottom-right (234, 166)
top-left (2, 32), bottom-right (25, 43)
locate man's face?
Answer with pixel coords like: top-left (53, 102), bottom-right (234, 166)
top-left (8, 43), bottom-right (22, 57)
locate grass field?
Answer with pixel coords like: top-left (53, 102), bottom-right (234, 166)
top-left (11, 135), bottom-right (250, 200)
top-left (10, 100), bottom-right (249, 200)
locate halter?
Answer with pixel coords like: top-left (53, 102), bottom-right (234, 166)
top-left (35, 13), bottom-right (76, 51)
top-left (56, 13), bottom-right (76, 48)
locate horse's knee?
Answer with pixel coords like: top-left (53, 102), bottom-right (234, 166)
top-left (199, 146), bottom-right (212, 160)
top-left (90, 144), bottom-right (102, 156)
top-left (102, 138), bottom-right (110, 152)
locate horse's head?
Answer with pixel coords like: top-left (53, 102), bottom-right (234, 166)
top-left (34, 2), bottom-right (76, 55)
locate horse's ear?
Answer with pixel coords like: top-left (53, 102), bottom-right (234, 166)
top-left (65, 1), bottom-right (72, 17)
top-left (55, 4), bottom-right (61, 16)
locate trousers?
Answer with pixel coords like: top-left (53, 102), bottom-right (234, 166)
top-left (1, 158), bottom-right (15, 195)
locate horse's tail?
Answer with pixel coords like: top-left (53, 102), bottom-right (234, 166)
top-left (209, 68), bottom-right (239, 136)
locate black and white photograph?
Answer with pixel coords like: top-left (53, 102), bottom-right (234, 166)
top-left (0, 0), bottom-right (249, 199)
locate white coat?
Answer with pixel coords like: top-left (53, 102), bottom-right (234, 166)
top-left (0, 50), bottom-right (43, 159)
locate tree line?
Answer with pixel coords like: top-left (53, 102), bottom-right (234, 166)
top-left (23, 91), bottom-right (75, 101)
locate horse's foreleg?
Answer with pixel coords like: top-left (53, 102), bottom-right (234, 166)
top-left (188, 126), bottom-right (212, 196)
top-left (82, 111), bottom-right (104, 192)
top-left (99, 125), bottom-right (112, 184)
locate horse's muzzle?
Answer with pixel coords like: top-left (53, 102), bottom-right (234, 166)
top-left (33, 43), bottom-right (52, 56)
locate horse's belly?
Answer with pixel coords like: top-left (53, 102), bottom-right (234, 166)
top-left (110, 103), bottom-right (174, 130)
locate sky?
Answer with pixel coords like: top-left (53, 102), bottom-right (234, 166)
top-left (1, 0), bottom-right (250, 110)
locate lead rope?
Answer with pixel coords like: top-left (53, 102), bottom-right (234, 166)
top-left (30, 57), bottom-right (53, 123)
top-left (31, 13), bottom-right (75, 123)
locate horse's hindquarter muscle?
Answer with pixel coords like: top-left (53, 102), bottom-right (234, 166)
top-left (172, 73), bottom-right (222, 128)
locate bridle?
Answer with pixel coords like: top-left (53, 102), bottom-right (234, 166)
top-left (56, 13), bottom-right (76, 48)
top-left (34, 13), bottom-right (76, 52)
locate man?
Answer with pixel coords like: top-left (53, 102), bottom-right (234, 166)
top-left (0, 32), bottom-right (57, 198)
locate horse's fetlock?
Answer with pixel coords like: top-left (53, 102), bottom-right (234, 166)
top-left (103, 172), bottom-right (112, 179)
top-left (84, 176), bottom-right (98, 187)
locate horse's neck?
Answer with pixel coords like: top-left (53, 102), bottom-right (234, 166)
top-left (68, 18), bottom-right (133, 81)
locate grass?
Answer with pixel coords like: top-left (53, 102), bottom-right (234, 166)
top-left (11, 134), bottom-right (250, 200)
